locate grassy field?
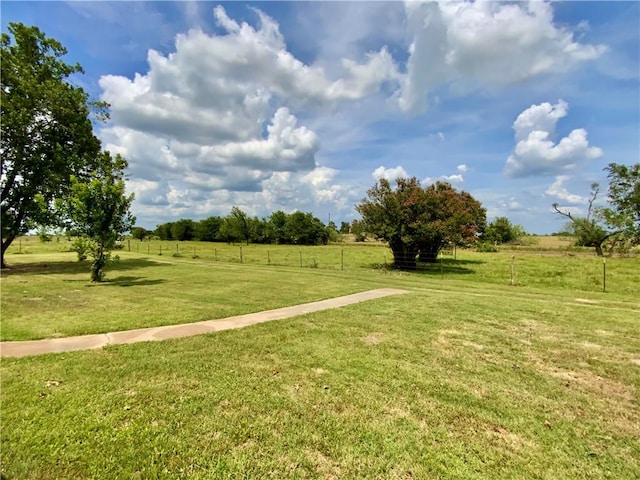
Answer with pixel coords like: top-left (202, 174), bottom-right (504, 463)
top-left (1, 238), bottom-right (639, 478)
top-left (2, 237), bottom-right (639, 342)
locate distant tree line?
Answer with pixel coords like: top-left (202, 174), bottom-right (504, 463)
top-left (134, 208), bottom-right (354, 246)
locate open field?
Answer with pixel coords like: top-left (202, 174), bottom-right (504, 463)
top-left (2, 237), bottom-right (639, 342)
top-left (1, 239), bottom-right (639, 478)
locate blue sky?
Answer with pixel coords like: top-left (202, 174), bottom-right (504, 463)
top-left (2, 1), bottom-right (639, 233)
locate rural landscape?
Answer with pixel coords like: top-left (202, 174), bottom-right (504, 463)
top-left (2, 231), bottom-right (640, 478)
top-left (2, 2), bottom-right (640, 479)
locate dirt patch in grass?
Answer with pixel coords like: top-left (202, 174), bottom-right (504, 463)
top-left (433, 329), bottom-right (485, 354)
top-left (630, 358), bottom-right (640, 366)
top-left (460, 340), bottom-right (485, 350)
top-left (485, 425), bottom-right (537, 452)
top-left (574, 298), bottom-right (598, 304)
top-left (546, 368), bottom-right (634, 401)
top-left (361, 333), bottom-right (382, 345)
top-left (595, 329), bottom-right (614, 337)
top-left (304, 448), bottom-right (341, 479)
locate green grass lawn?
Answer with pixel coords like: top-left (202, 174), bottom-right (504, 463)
top-left (2, 287), bottom-right (639, 479)
top-left (2, 240), bottom-right (639, 341)
top-left (2, 240), bottom-right (639, 478)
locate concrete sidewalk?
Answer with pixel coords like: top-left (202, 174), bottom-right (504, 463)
top-left (1, 288), bottom-right (409, 358)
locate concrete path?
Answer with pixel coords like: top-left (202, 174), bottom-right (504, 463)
top-left (1, 288), bottom-right (409, 358)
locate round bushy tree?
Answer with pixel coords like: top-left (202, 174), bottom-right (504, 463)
top-left (357, 177), bottom-right (486, 269)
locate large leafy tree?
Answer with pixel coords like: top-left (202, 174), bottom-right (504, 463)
top-left (357, 177), bottom-right (486, 269)
top-left (553, 183), bottom-right (610, 256)
top-left (170, 219), bottom-right (196, 241)
top-left (597, 163), bottom-right (640, 245)
top-left (60, 152), bottom-right (135, 281)
top-left (194, 216), bottom-right (222, 242)
top-left (227, 207), bottom-right (252, 245)
top-left (266, 210), bottom-right (290, 244)
top-left (285, 211), bottom-right (329, 245)
top-left (1, 23), bottom-right (105, 268)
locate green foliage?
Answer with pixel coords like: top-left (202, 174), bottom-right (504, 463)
top-left (597, 162), bottom-right (640, 245)
top-left (37, 227), bottom-right (52, 243)
top-left (59, 152), bottom-right (134, 281)
top-left (154, 222), bottom-right (174, 241)
top-left (194, 216), bottom-right (222, 242)
top-left (357, 177), bottom-right (486, 269)
top-left (71, 236), bottom-right (91, 261)
top-left (552, 183), bottom-right (612, 257)
top-left (1, 23), bottom-right (105, 267)
top-left (227, 207), bottom-right (251, 244)
top-left (481, 216), bottom-right (525, 244)
top-left (476, 241), bottom-right (498, 252)
top-left (564, 218), bottom-right (609, 247)
top-left (351, 219), bottom-right (367, 242)
top-left (284, 211), bottom-right (328, 245)
top-left (170, 219), bottom-right (195, 242)
top-left (130, 227), bottom-right (149, 241)
top-left (326, 221), bottom-right (340, 243)
top-left (266, 210), bottom-right (289, 244)
top-left (153, 210), bottom-right (340, 246)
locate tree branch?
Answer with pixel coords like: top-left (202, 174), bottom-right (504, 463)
top-left (552, 203), bottom-right (573, 220)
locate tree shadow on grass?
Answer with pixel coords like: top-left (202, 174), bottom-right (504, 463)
top-left (0, 258), bottom-right (170, 277)
top-left (414, 262), bottom-right (476, 276)
top-left (368, 259), bottom-right (480, 276)
top-left (87, 276), bottom-right (166, 287)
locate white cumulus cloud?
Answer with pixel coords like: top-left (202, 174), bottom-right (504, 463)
top-left (545, 176), bottom-right (585, 204)
top-left (372, 165), bottom-right (409, 181)
top-left (504, 100), bottom-right (603, 177)
top-left (99, 5), bottom-right (399, 218)
top-left (397, 1), bottom-right (606, 114)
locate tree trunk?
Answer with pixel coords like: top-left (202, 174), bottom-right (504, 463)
top-left (1, 235), bottom-right (16, 269)
top-left (418, 243), bottom-right (442, 263)
top-left (91, 246), bottom-right (106, 282)
top-left (594, 243), bottom-right (603, 257)
top-left (390, 242), bottom-right (418, 270)
top-left (419, 250), bottom-right (439, 263)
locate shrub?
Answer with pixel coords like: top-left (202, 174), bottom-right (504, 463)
top-left (71, 237), bottom-right (92, 261)
top-left (476, 242), bottom-right (498, 253)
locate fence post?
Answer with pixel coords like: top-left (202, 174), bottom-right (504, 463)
top-left (341, 249), bottom-right (344, 271)
top-left (214, 248), bottom-right (217, 261)
top-left (510, 255), bottom-right (515, 286)
top-left (147, 243), bottom-right (150, 254)
top-left (19, 239), bottom-right (22, 254)
top-left (300, 250), bottom-right (303, 268)
top-left (240, 246), bottom-right (243, 264)
top-left (128, 239), bottom-right (130, 252)
top-left (176, 243), bottom-right (179, 255)
top-left (159, 244), bottom-right (162, 255)
top-left (268, 250), bottom-right (270, 265)
top-left (603, 258), bottom-right (606, 292)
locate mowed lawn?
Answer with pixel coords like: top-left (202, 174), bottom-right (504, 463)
top-left (1, 244), bottom-right (639, 478)
top-left (2, 240), bottom-right (639, 341)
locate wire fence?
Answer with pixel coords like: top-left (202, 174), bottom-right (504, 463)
top-left (7, 237), bottom-right (632, 294)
